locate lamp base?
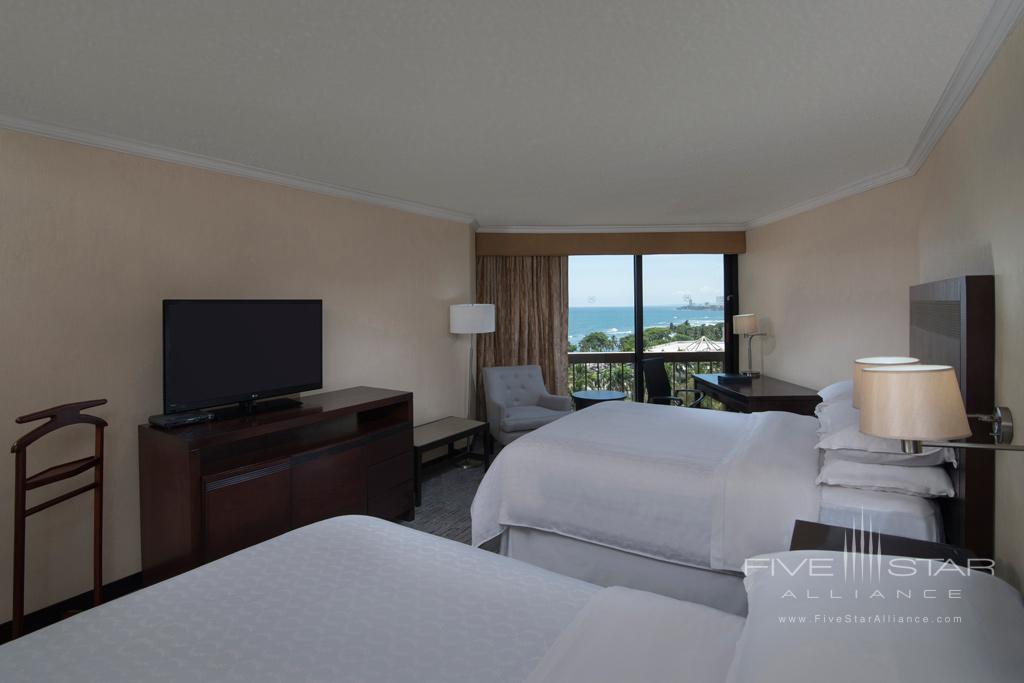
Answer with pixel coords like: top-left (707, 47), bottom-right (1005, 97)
top-left (741, 370), bottom-right (761, 378)
top-left (901, 440), bottom-right (924, 455)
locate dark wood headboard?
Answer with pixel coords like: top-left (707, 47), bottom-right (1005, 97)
top-left (909, 275), bottom-right (994, 557)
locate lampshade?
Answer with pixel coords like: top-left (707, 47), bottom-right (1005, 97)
top-left (859, 364), bottom-right (972, 442)
top-left (852, 356), bottom-right (919, 408)
top-left (450, 304), bottom-right (495, 334)
top-left (733, 314), bottom-right (758, 335)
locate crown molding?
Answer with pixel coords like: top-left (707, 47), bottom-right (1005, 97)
top-left (475, 223), bottom-right (746, 234)
top-left (747, 165), bottom-right (913, 228)
top-left (905, 0), bottom-right (1024, 173)
top-left (750, 0), bottom-right (1023, 229)
top-left (0, 115), bottom-right (475, 225)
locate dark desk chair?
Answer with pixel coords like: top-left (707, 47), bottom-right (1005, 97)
top-left (641, 357), bottom-right (705, 408)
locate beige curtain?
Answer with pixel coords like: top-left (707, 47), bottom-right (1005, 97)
top-left (475, 255), bottom-right (569, 419)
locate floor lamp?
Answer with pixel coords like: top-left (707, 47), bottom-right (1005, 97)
top-left (450, 304), bottom-right (495, 465)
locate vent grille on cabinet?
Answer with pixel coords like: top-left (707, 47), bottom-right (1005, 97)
top-left (205, 460), bottom-right (290, 492)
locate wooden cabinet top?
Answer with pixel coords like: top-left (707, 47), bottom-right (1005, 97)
top-left (693, 373), bottom-right (821, 415)
top-left (140, 386), bottom-right (412, 449)
top-left (694, 373), bottom-right (819, 400)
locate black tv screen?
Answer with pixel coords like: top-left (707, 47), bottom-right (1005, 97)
top-left (163, 300), bottom-right (323, 414)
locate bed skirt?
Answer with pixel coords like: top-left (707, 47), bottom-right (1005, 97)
top-left (501, 526), bottom-right (747, 615)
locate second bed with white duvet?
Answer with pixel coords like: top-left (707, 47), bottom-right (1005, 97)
top-left (472, 400), bottom-right (942, 609)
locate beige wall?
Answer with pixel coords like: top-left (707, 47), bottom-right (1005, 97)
top-left (739, 178), bottom-right (925, 389)
top-left (913, 19), bottom-right (1024, 588)
top-left (741, 20), bottom-right (1024, 585)
top-left (0, 130), bottom-right (474, 619)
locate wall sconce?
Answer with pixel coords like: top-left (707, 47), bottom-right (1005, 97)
top-left (859, 364), bottom-right (1023, 454)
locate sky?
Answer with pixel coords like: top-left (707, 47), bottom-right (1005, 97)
top-left (568, 254), bottom-right (724, 307)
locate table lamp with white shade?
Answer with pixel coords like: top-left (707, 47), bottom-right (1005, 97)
top-left (859, 363), bottom-right (1023, 454)
top-left (733, 313), bottom-right (766, 377)
top-left (852, 356), bottom-right (919, 408)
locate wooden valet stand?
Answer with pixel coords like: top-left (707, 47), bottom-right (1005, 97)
top-left (10, 399), bottom-right (107, 639)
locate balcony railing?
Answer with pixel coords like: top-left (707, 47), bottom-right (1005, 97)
top-left (568, 351), bottom-right (724, 402)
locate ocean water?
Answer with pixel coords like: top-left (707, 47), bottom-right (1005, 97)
top-left (569, 306), bottom-right (724, 344)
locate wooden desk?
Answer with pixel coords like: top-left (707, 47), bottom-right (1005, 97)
top-left (693, 373), bottom-right (821, 415)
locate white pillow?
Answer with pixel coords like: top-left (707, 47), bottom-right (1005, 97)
top-left (816, 455), bottom-right (954, 497)
top-left (816, 379), bottom-right (853, 404)
top-left (822, 447), bottom-right (957, 468)
top-left (817, 423), bottom-right (957, 466)
top-left (818, 485), bottom-right (942, 542)
top-left (728, 551), bottom-right (1024, 683)
top-left (814, 399), bottom-right (859, 436)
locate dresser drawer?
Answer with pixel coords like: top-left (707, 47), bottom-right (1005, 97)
top-left (291, 446), bottom-right (367, 528)
top-left (202, 461), bottom-right (291, 562)
top-left (364, 427), bottom-right (413, 465)
top-left (368, 451), bottom-right (413, 495)
top-left (368, 480), bottom-right (414, 520)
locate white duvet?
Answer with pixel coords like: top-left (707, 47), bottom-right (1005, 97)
top-left (526, 585), bottom-right (744, 683)
top-left (472, 401), bottom-right (822, 571)
top-left (0, 517), bottom-right (596, 683)
top-left (4, 517), bottom-right (1019, 683)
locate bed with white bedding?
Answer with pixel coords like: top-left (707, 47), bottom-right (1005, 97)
top-left (473, 401), bottom-right (822, 569)
top-left (471, 400), bottom-right (945, 610)
top-left (2, 517), bottom-right (1020, 683)
top-left (0, 516), bottom-right (595, 682)
top-left (0, 516), bottom-right (741, 683)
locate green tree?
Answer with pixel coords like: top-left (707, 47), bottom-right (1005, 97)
top-left (579, 331), bottom-right (615, 352)
top-left (704, 322), bottom-right (725, 341)
top-left (643, 327), bottom-right (674, 347)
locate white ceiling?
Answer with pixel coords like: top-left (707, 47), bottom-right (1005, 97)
top-left (0, 1), bottom-right (1014, 228)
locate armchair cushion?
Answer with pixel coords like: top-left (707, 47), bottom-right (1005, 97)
top-left (538, 394), bottom-right (573, 412)
top-left (501, 405), bottom-right (568, 433)
top-left (483, 365), bottom-right (546, 407)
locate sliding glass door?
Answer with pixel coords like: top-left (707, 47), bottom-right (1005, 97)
top-left (568, 254), bottom-right (732, 401)
top-left (567, 255), bottom-right (637, 397)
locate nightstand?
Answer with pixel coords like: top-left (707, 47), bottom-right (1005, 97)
top-left (694, 373), bottom-right (822, 415)
top-left (789, 520), bottom-right (978, 569)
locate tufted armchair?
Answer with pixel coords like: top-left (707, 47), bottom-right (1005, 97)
top-left (482, 365), bottom-right (572, 445)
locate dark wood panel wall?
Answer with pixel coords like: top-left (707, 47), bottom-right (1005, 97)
top-left (909, 275), bottom-right (995, 559)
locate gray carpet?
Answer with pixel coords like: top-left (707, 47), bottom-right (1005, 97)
top-left (402, 462), bottom-right (486, 544)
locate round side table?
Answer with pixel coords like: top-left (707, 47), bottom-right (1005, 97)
top-left (571, 389), bottom-right (627, 410)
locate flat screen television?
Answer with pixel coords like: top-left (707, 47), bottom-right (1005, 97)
top-left (163, 299), bottom-right (323, 415)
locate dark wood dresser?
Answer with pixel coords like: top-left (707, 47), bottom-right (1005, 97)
top-left (139, 386), bottom-right (413, 584)
top-left (694, 373), bottom-right (821, 415)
